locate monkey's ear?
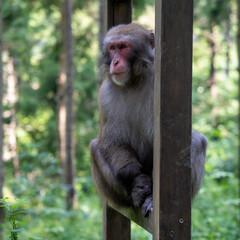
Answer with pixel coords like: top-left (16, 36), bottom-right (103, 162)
top-left (149, 32), bottom-right (155, 49)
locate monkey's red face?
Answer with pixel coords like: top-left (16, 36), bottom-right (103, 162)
top-left (107, 40), bottom-right (131, 86)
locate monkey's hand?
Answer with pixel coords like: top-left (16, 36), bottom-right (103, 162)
top-left (131, 174), bottom-right (152, 216)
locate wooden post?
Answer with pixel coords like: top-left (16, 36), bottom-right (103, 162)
top-left (153, 0), bottom-right (193, 239)
top-left (102, 1), bottom-right (132, 239)
top-left (103, 202), bottom-right (131, 240)
top-left (99, 0), bottom-right (193, 239)
top-left (106, 0), bottom-right (132, 28)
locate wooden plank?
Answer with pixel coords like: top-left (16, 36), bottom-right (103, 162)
top-left (108, 203), bottom-right (153, 233)
top-left (102, 1), bottom-right (132, 240)
top-left (104, 0), bottom-right (132, 29)
top-left (103, 202), bottom-right (131, 240)
top-left (153, 0), bottom-right (193, 239)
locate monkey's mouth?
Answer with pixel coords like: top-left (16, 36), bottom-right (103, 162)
top-left (112, 72), bottom-right (127, 78)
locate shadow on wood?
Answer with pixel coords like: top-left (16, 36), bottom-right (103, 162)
top-left (107, 202), bottom-right (153, 233)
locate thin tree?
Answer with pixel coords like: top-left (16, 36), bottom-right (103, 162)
top-left (225, 3), bottom-right (232, 77)
top-left (208, 22), bottom-right (218, 127)
top-left (6, 58), bottom-right (19, 178)
top-left (0, 0), bottom-right (5, 236)
top-left (237, 0), bottom-right (240, 201)
top-left (58, 0), bottom-right (76, 210)
top-left (205, 1), bottom-right (229, 128)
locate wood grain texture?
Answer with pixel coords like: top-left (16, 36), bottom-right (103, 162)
top-left (101, 0), bottom-right (193, 239)
top-left (108, 203), bottom-right (153, 233)
top-left (102, 1), bottom-right (132, 239)
top-left (153, 0), bottom-right (193, 239)
top-left (103, 202), bottom-right (131, 240)
top-left (105, 0), bottom-right (132, 29)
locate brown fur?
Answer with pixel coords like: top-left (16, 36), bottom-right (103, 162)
top-left (106, 23), bottom-right (152, 40)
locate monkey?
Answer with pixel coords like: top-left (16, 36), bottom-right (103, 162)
top-left (90, 23), bottom-right (208, 217)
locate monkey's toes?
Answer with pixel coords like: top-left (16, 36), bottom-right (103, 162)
top-left (131, 174), bottom-right (152, 208)
top-left (142, 195), bottom-right (153, 217)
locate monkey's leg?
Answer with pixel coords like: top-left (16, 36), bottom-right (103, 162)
top-left (103, 143), bottom-right (153, 210)
top-left (131, 174), bottom-right (152, 216)
top-left (90, 138), bottom-right (132, 206)
top-left (91, 153), bottom-right (132, 206)
top-left (90, 138), bottom-right (152, 212)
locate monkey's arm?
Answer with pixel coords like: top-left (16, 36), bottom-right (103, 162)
top-left (191, 132), bottom-right (208, 198)
top-left (90, 138), bottom-right (152, 211)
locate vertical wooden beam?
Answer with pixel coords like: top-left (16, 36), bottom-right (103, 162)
top-left (106, 0), bottom-right (132, 29)
top-left (102, 0), bottom-right (132, 34)
top-left (153, 0), bottom-right (193, 239)
top-left (101, 1), bottom-right (132, 239)
top-left (103, 203), bottom-right (131, 240)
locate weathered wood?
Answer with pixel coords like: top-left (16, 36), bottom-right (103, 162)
top-left (102, 1), bottom-right (132, 239)
top-left (100, 0), bottom-right (193, 239)
top-left (153, 0), bottom-right (193, 239)
top-left (108, 203), bottom-right (153, 233)
top-left (103, 0), bottom-right (132, 31)
top-left (103, 202), bottom-right (131, 240)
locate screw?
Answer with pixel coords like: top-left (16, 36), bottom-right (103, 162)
top-left (179, 219), bottom-right (184, 224)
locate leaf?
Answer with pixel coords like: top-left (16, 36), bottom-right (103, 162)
top-left (18, 221), bottom-right (26, 224)
top-left (11, 228), bottom-right (24, 232)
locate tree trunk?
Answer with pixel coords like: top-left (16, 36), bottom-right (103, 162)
top-left (225, 3), bottom-right (232, 78)
top-left (208, 23), bottom-right (218, 127)
top-left (58, 51), bottom-right (67, 172)
top-left (58, 0), bottom-right (76, 210)
top-left (0, 0), bottom-right (5, 236)
top-left (237, 0), bottom-right (240, 201)
top-left (6, 58), bottom-right (19, 178)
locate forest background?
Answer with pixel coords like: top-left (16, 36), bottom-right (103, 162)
top-left (0, 0), bottom-right (239, 239)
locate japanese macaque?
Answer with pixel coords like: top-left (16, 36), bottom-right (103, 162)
top-left (90, 23), bottom-right (207, 217)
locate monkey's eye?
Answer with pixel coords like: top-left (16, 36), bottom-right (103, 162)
top-left (109, 45), bottom-right (116, 50)
top-left (119, 44), bottom-right (127, 49)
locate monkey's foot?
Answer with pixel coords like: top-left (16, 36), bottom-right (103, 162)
top-left (131, 174), bottom-right (152, 208)
top-left (142, 195), bottom-right (153, 217)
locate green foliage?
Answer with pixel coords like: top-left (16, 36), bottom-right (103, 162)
top-left (194, 0), bottom-right (229, 27)
top-left (193, 173), bottom-right (240, 240)
top-left (0, 198), bottom-right (41, 240)
top-left (133, 0), bottom-right (154, 18)
top-left (0, 197), bottom-right (26, 240)
top-left (192, 173), bottom-right (239, 239)
top-left (1, 178), bottom-right (102, 240)
top-left (1, 0), bottom-right (239, 239)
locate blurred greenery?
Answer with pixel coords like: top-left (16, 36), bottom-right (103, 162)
top-left (0, 0), bottom-right (239, 239)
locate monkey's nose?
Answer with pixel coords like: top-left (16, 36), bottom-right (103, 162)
top-left (113, 59), bottom-right (119, 66)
